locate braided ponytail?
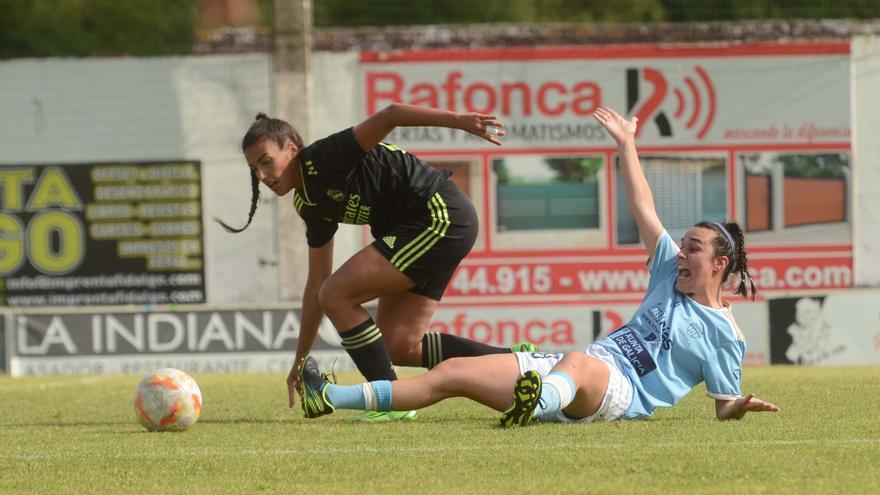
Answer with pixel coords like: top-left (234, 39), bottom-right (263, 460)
top-left (214, 168), bottom-right (260, 233)
top-left (725, 222), bottom-right (757, 300)
top-left (695, 220), bottom-right (757, 300)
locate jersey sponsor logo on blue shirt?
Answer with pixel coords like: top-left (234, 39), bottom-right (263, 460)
top-left (642, 303), bottom-right (673, 351)
top-left (610, 326), bottom-right (657, 378)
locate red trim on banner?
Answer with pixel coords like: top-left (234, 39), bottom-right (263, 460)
top-left (361, 42), bottom-right (850, 63)
top-left (440, 297), bottom-right (646, 307)
top-left (747, 244), bottom-right (852, 253)
top-left (457, 243), bottom-right (850, 258)
top-left (465, 249), bottom-right (632, 259)
top-left (406, 142), bottom-right (850, 157)
top-left (439, 293), bottom-right (786, 307)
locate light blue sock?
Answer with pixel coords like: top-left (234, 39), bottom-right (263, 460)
top-left (536, 371), bottom-right (576, 417)
top-left (325, 383), bottom-right (366, 409)
top-left (325, 380), bottom-right (393, 411)
top-left (372, 380), bottom-right (393, 411)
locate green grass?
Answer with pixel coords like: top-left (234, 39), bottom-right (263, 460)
top-left (1, 366), bottom-right (878, 494)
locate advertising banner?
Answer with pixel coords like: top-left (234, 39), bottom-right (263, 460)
top-left (356, 43), bottom-right (853, 305)
top-left (768, 293), bottom-right (880, 365)
top-left (444, 254), bottom-right (853, 305)
top-left (8, 299), bottom-right (773, 377)
top-left (430, 304), bottom-right (626, 352)
top-left (11, 305), bottom-right (612, 376)
top-left (0, 162), bottom-right (206, 306)
top-left (361, 44), bottom-right (850, 149)
top-left (432, 301), bottom-right (767, 365)
top-left (7, 307), bottom-right (348, 377)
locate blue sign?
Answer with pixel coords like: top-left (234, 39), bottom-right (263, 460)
top-left (610, 326), bottom-right (657, 377)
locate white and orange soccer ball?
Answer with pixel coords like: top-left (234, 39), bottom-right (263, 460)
top-left (133, 368), bottom-right (203, 432)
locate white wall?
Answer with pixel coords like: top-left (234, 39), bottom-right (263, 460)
top-left (0, 54), bottom-right (280, 304)
top-left (852, 36), bottom-right (880, 286)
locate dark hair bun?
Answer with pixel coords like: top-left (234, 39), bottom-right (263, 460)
top-left (255, 112), bottom-right (269, 121)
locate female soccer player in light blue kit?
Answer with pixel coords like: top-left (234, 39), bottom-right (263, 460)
top-left (298, 106), bottom-right (779, 425)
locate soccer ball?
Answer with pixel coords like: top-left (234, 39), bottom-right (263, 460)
top-left (133, 368), bottom-right (203, 432)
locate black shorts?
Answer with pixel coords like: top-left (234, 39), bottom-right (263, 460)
top-left (371, 180), bottom-right (477, 301)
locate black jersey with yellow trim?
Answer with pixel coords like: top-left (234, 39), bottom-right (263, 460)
top-left (293, 127), bottom-right (451, 247)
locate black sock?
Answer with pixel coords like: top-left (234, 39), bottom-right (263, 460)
top-left (421, 332), bottom-right (509, 369)
top-left (339, 318), bottom-right (398, 381)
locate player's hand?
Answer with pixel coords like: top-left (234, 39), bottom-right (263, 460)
top-left (720, 393), bottom-right (780, 420)
top-left (592, 107), bottom-right (638, 145)
top-left (286, 356), bottom-right (305, 408)
top-left (459, 113), bottom-right (505, 145)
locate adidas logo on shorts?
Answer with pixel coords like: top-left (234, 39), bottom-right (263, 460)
top-left (383, 235), bottom-right (396, 248)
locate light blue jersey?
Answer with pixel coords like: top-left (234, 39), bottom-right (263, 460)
top-left (596, 231), bottom-right (746, 419)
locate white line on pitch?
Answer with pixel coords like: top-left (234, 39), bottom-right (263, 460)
top-left (0, 376), bottom-right (113, 392)
top-left (0, 437), bottom-right (877, 461)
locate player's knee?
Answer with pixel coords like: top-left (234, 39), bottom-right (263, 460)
top-left (429, 358), bottom-right (468, 393)
top-left (557, 351), bottom-right (593, 374)
top-left (557, 352), bottom-right (607, 392)
top-left (317, 279), bottom-right (345, 314)
top-left (430, 357), bottom-right (461, 375)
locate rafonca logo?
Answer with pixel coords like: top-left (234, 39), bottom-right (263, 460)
top-left (365, 70), bottom-right (601, 116)
top-left (626, 66), bottom-right (716, 140)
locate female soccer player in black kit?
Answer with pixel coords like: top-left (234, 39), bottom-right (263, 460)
top-left (219, 103), bottom-right (533, 421)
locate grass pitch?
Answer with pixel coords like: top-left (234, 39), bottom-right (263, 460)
top-left (1, 366), bottom-right (878, 494)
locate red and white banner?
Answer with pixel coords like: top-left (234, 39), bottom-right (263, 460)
top-left (443, 254), bottom-right (853, 305)
top-left (358, 43), bottom-right (853, 301)
top-left (431, 302), bottom-right (770, 365)
top-left (361, 43), bottom-right (850, 149)
top-left (430, 304), bottom-right (636, 352)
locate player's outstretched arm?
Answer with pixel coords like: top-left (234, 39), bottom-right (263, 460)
top-left (352, 103), bottom-right (505, 152)
top-left (715, 394), bottom-right (780, 421)
top-left (593, 107), bottom-right (664, 256)
top-left (287, 239), bottom-right (334, 408)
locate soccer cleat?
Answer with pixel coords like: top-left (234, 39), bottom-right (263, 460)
top-left (299, 356), bottom-right (335, 419)
top-left (499, 370), bottom-right (542, 428)
top-left (510, 342), bottom-right (538, 353)
top-left (355, 410), bottom-right (419, 422)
